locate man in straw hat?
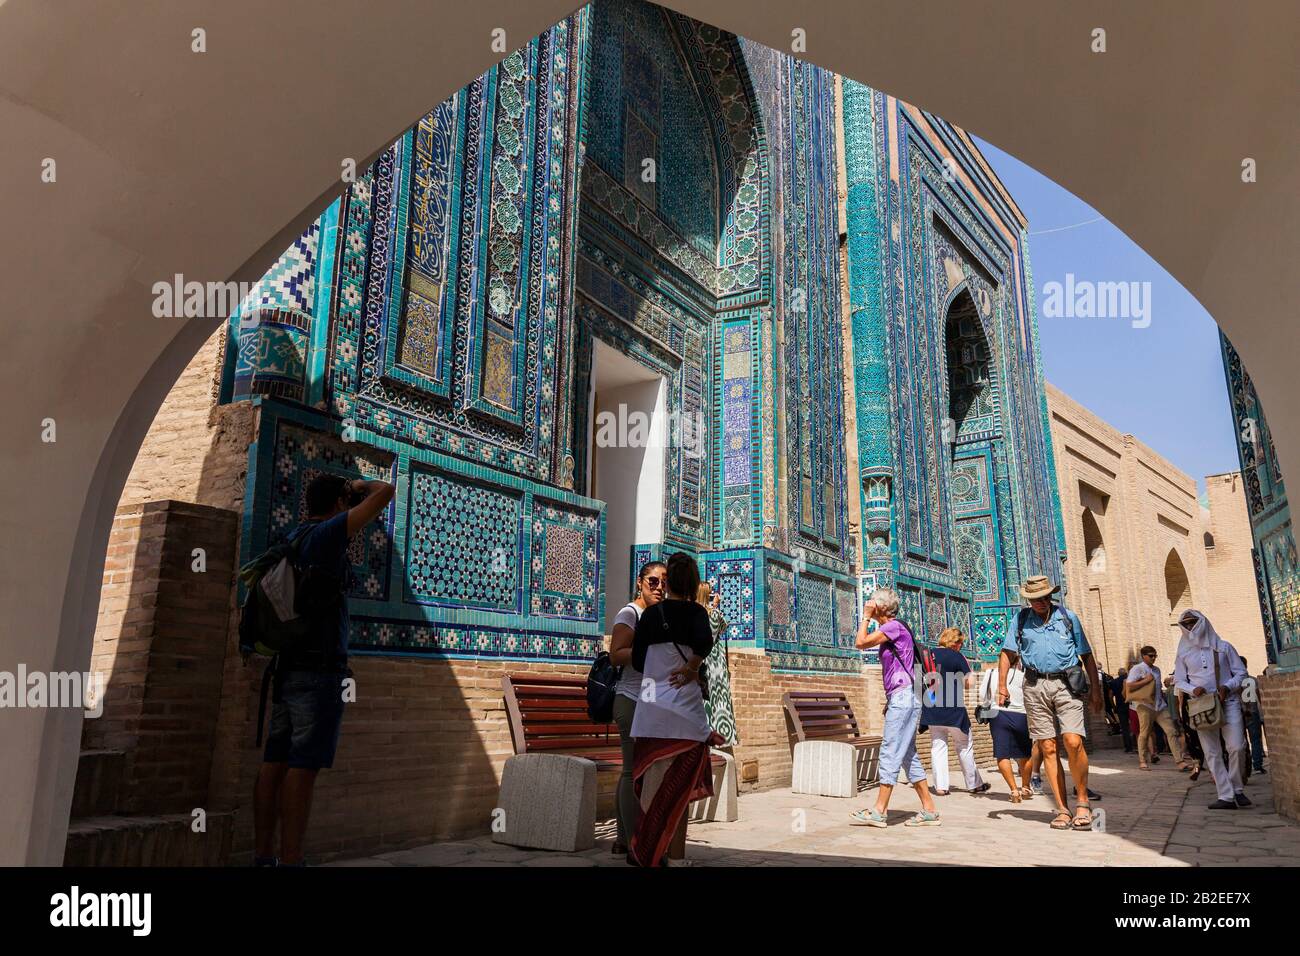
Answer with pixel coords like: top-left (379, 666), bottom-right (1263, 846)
top-left (998, 575), bottom-right (1102, 830)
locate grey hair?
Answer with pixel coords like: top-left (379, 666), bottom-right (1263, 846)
top-left (870, 587), bottom-right (900, 618)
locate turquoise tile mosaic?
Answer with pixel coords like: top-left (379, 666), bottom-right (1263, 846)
top-left (225, 2), bottom-right (1065, 670)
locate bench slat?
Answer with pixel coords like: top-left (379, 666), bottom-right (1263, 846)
top-left (525, 724), bottom-right (618, 737)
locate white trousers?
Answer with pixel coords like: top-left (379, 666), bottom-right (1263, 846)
top-left (1196, 696), bottom-right (1245, 803)
top-left (930, 726), bottom-right (983, 791)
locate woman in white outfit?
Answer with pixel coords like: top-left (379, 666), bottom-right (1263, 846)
top-left (978, 659), bottom-right (1034, 801)
top-left (1173, 609), bottom-right (1250, 810)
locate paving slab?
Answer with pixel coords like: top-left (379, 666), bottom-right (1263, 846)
top-left (329, 754), bottom-right (1299, 867)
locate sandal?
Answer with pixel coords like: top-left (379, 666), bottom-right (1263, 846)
top-left (1050, 811), bottom-right (1072, 830)
top-left (849, 808), bottom-right (888, 828)
top-left (1010, 791), bottom-right (1023, 804)
top-left (1019, 787), bottom-right (1035, 799)
top-left (1072, 805), bottom-right (1094, 830)
top-left (932, 789), bottom-right (951, 797)
top-left (1138, 763), bottom-right (1150, 771)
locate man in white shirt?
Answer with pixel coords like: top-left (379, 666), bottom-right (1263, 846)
top-left (1125, 645), bottom-right (1189, 771)
top-left (1173, 610), bottom-right (1250, 809)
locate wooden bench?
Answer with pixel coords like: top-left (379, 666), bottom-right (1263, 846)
top-left (502, 673), bottom-right (726, 772)
top-left (783, 691), bottom-right (882, 793)
top-left (499, 673), bottom-right (735, 838)
top-left (501, 673), bottom-right (623, 768)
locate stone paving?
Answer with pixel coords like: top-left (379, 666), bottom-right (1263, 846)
top-left (328, 754), bottom-right (1300, 867)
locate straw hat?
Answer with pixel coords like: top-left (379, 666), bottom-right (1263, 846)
top-left (1020, 575), bottom-right (1060, 601)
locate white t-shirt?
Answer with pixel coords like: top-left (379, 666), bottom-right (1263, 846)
top-left (613, 603), bottom-right (643, 701)
top-left (979, 666), bottom-right (1025, 714)
top-left (1126, 662), bottom-right (1165, 711)
top-left (630, 641), bottom-right (711, 742)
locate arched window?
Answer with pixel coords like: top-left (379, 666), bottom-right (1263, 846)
top-left (1164, 549), bottom-right (1192, 615)
top-left (1204, 531), bottom-right (1215, 549)
top-left (1082, 508), bottom-right (1106, 572)
top-left (944, 290), bottom-right (996, 444)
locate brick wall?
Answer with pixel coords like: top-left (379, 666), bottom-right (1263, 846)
top-left (208, 655), bottom-right (604, 863)
top-left (728, 650), bottom-right (879, 791)
top-left (83, 500), bottom-right (238, 814)
top-left (1203, 473), bottom-right (1271, 668)
top-left (118, 327), bottom-right (254, 514)
top-left (1259, 669), bottom-right (1300, 822)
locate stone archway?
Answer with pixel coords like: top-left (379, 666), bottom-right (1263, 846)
top-left (2, 0), bottom-right (1295, 865)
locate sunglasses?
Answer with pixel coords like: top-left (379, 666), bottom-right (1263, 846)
top-left (644, 576), bottom-right (664, 588)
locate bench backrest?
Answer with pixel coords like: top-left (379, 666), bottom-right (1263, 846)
top-left (782, 691), bottom-right (861, 744)
top-left (502, 674), bottom-right (618, 756)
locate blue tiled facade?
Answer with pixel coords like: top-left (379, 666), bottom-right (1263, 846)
top-left (224, 1), bottom-right (1063, 671)
top-left (1220, 334), bottom-right (1300, 672)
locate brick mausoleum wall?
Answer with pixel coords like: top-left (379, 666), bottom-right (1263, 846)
top-left (1259, 669), bottom-right (1300, 822)
top-left (727, 649), bottom-right (880, 791)
top-left (210, 656), bottom-right (598, 864)
top-left (84, 500), bottom-right (238, 813)
top-left (118, 327), bottom-right (253, 514)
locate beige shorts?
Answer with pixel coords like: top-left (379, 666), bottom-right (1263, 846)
top-left (1023, 676), bottom-right (1088, 741)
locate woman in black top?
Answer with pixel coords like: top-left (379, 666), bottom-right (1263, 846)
top-left (626, 552), bottom-right (719, 867)
top-left (920, 627), bottom-right (990, 796)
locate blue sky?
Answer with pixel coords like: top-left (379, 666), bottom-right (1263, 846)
top-left (975, 138), bottom-right (1239, 491)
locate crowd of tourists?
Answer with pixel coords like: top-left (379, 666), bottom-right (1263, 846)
top-left (1101, 613), bottom-right (1267, 809)
top-left (243, 475), bottom-right (1268, 866)
top-left (603, 560), bottom-right (1272, 862)
top-left (844, 576), bottom-right (1268, 832)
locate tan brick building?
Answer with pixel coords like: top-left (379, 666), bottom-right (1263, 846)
top-left (1047, 383), bottom-right (1267, 676)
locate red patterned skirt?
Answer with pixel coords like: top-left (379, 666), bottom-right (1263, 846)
top-left (628, 732), bottom-right (724, 868)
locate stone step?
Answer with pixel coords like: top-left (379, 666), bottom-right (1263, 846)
top-left (70, 749), bottom-right (126, 818)
top-left (63, 811), bottom-right (234, 866)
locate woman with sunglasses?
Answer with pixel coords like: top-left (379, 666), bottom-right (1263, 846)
top-left (608, 561), bottom-right (666, 856)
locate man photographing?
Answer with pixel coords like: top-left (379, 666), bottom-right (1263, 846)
top-left (998, 576), bottom-right (1102, 830)
top-left (252, 473), bottom-right (395, 866)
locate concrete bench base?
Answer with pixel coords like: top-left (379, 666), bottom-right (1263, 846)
top-left (791, 740), bottom-right (859, 798)
top-left (492, 753), bottom-right (597, 852)
top-left (689, 749), bottom-right (738, 823)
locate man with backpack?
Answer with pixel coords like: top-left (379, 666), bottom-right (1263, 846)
top-left (250, 473), bottom-right (394, 866)
top-left (997, 576), bottom-right (1102, 830)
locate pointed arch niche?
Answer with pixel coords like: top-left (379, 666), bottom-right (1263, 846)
top-left (945, 286), bottom-right (1004, 607)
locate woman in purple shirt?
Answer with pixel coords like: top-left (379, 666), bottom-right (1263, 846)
top-left (849, 588), bottom-right (941, 828)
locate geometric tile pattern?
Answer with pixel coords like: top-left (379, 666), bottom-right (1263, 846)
top-left (228, 6), bottom-right (1068, 678)
top-left (406, 469), bottom-right (521, 611)
top-left (265, 420), bottom-right (395, 603)
top-left (1219, 331), bottom-right (1298, 669)
top-left (704, 557), bottom-right (755, 643)
top-left (954, 515), bottom-right (997, 603)
top-left (836, 584), bottom-right (858, 649)
top-left (795, 574), bottom-right (834, 647)
top-left (530, 502), bottom-right (600, 620)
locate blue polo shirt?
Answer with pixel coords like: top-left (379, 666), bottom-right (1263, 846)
top-left (1002, 604), bottom-right (1090, 673)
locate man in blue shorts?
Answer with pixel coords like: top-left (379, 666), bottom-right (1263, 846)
top-left (252, 473), bottom-right (394, 866)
